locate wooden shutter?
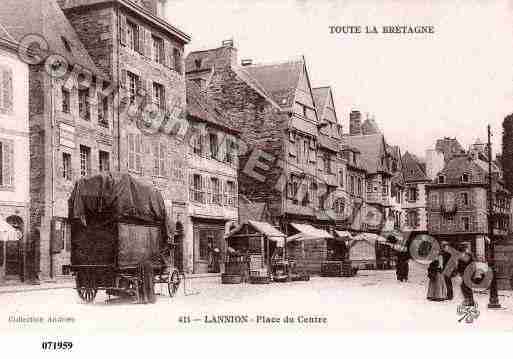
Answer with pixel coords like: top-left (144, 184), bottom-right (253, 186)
top-left (2, 68), bottom-right (13, 113)
top-left (119, 14), bottom-right (127, 46)
top-left (2, 141), bottom-right (13, 186)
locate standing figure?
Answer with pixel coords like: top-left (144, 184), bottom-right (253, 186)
top-left (441, 241), bottom-right (455, 300)
top-left (396, 250), bottom-right (409, 282)
top-left (457, 250), bottom-right (475, 306)
top-left (427, 258), bottom-right (448, 301)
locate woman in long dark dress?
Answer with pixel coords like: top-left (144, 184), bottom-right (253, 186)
top-left (427, 258), bottom-right (448, 301)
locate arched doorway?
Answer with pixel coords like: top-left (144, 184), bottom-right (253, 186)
top-left (5, 215), bottom-right (23, 279)
top-left (173, 222), bottom-right (184, 272)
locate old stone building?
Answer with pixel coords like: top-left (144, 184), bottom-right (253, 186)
top-left (58, 0), bottom-right (191, 272)
top-left (185, 80), bottom-right (240, 274)
top-left (401, 151), bottom-right (430, 235)
top-left (426, 153), bottom-right (510, 261)
top-left (0, 0), bottom-right (119, 280)
top-left (0, 29), bottom-right (30, 282)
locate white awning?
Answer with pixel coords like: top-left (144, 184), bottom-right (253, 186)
top-left (287, 223), bottom-right (333, 242)
top-left (248, 220), bottom-right (285, 247)
top-left (334, 231), bottom-right (352, 239)
top-left (0, 219), bottom-right (17, 242)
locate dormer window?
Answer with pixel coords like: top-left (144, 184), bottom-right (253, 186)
top-left (195, 58), bottom-right (202, 69)
top-left (461, 173), bottom-right (470, 183)
top-left (438, 175), bottom-right (445, 184)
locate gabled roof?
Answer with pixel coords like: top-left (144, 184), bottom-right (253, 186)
top-left (312, 87), bottom-right (330, 115)
top-left (186, 80), bottom-right (240, 135)
top-left (244, 59), bottom-right (303, 108)
top-left (436, 154), bottom-right (490, 185)
top-left (402, 151), bottom-right (429, 182)
top-left (0, 0), bottom-right (107, 78)
top-left (435, 137), bottom-right (465, 161)
top-left (185, 48), bottom-right (282, 109)
top-left (344, 133), bottom-right (390, 174)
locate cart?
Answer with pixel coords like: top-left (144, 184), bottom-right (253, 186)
top-left (67, 172), bottom-right (181, 303)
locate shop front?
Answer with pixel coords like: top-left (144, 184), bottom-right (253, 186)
top-left (192, 218), bottom-right (228, 274)
top-left (0, 217), bottom-right (22, 282)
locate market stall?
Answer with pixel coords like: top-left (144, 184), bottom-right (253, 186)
top-left (224, 220), bottom-right (285, 284)
top-left (320, 230), bottom-right (357, 277)
top-left (286, 223), bottom-right (334, 274)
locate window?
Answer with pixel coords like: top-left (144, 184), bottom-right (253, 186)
top-left (462, 217), bottom-right (470, 231)
top-left (303, 140), bottom-right (309, 164)
top-left (210, 177), bottom-right (221, 205)
top-left (408, 186), bottom-right (418, 202)
top-left (461, 173), bottom-right (470, 183)
top-left (61, 36), bottom-right (72, 52)
top-left (152, 35), bottom-right (164, 64)
top-left (430, 193), bottom-right (439, 207)
top-left (367, 182), bottom-right (373, 193)
top-left (98, 95), bottom-right (109, 127)
top-left (296, 139), bottom-right (302, 164)
top-left (332, 198), bottom-right (345, 214)
top-left (309, 182), bottom-right (318, 208)
top-left (0, 140), bottom-right (13, 187)
top-left (0, 66), bottom-right (13, 114)
top-left (350, 176), bottom-right (355, 195)
top-left (382, 183), bottom-right (389, 196)
top-left (438, 175), bottom-right (445, 184)
top-left (153, 142), bottom-right (167, 177)
top-left (323, 154), bottom-right (332, 174)
top-left (152, 82), bottom-right (165, 110)
top-left (461, 192), bottom-right (469, 206)
top-left (62, 88), bottom-right (70, 113)
top-left (209, 133), bottom-right (219, 159)
top-left (226, 181), bottom-right (237, 207)
top-left (62, 152), bottom-right (72, 180)
top-left (192, 128), bottom-right (203, 155)
top-left (407, 210), bottom-right (418, 228)
top-left (99, 151), bottom-right (110, 172)
top-left (78, 89), bottom-right (90, 121)
top-left (339, 169), bottom-right (344, 187)
top-left (127, 71), bottom-right (139, 103)
top-left (191, 174), bottom-right (204, 203)
top-left (357, 178), bottom-right (362, 197)
top-left (225, 138), bottom-right (235, 164)
top-left (79, 145), bottom-right (91, 177)
top-left (128, 133), bottom-right (143, 173)
top-left (173, 48), bottom-right (182, 73)
top-left (199, 230), bottom-right (216, 261)
top-left (127, 21), bottom-right (138, 51)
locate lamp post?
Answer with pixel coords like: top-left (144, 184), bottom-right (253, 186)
top-left (487, 124), bottom-right (501, 309)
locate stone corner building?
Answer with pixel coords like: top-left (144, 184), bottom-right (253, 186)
top-left (1, 0), bottom-right (192, 280)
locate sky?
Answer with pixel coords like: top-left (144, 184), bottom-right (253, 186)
top-left (163, 0), bottom-right (513, 158)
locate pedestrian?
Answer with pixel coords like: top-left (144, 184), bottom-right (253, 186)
top-left (457, 249), bottom-right (475, 306)
top-left (396, 250), bottom-right (409, 282)
top-left (440, 241), bottom-right (455, 300)
top-left (427, 257), bottom-right (448, 301)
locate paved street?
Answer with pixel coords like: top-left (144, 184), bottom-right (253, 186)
top-left (1, 263), bottom-right (513, 334)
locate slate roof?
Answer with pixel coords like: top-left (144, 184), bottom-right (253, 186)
top-left (435, 137), bottom-right (465, 161)
top-left (435, 154), bottom-right (501, 185)
top-left (0, 0), bottom-right (107, 78)
top-left (344, 133), bottom-right (390, 174)
top-left (186, 79), bottom-right (240, 135)
top-left (185, 48), bottom-right (282, 109)
top-left (402, 151), bottom-right (429, 182)
top-left (244, 59), bottom-right (303, 108)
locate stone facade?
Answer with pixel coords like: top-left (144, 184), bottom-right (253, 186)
top-left (0, 36), bottom-right (30, 282)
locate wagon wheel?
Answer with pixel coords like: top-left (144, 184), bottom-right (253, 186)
top-left (168, 270), bottom-right (181, 297)
top-left (76, 272), bottom-right (98, 303)
top-left (77, 286), bottom-right (97, 303)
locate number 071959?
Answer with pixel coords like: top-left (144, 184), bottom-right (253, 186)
top-left (41, 341), bottom-right (73, 350)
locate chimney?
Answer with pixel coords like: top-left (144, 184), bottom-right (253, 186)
top-left (156, 0), bottom-right (167, 18)
top-left (241, 59), bottom-right (253, 66)
top-left (214, 39), bottom-right (238, 69)
top-left (349, 110), bottom-right (362, 136)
